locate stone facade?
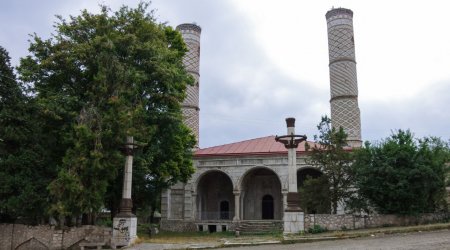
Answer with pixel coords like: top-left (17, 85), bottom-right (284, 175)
top-left (161, 153), bottom-right (321, 231)
top-left (326, 8), bottom-right (362, 148)
top-left (177, 23), bottom-right (201, 147)
top-left (0, 224), bottom-right (112, 250)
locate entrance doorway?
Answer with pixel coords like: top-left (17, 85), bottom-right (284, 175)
top-left (261, 195), bottom-right (274, 219)
top-left (220, 201), bottom-right (229, 219)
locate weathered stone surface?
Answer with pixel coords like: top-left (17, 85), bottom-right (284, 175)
top-left (283, 212), bottom-right (304, 234)
top-left (303, 213), bottom-right (450, 231)
top-left (0, 224), bottom-right (112, 250)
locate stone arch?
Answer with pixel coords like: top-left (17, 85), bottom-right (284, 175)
top-left (193, 169), bottom-right (234, 193)
top-left (240, 167), bottom-right (282, 220)
top-left (297, 167), bottom-right (331, 214)
top-left (196, 170), bottom-right (234, 220)
top-left (237, 166), bottom-right (283, 191)
top-left (297, 167), bottom-right (324, 188)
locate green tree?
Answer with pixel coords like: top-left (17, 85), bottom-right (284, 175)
top-left (299, 175), bottom-right (331, 214)
top-left (306, 116), bottom-right (355, 214)
top-left (18, 3), bottom-right (195, 224)
top-left (0, 46), bottom-right (55, 223)
top-left (353, 130), bottom-right (449, 215)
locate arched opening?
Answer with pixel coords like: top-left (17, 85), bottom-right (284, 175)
top-left (220, 200), bottom-right (230, 219)
top-left (297, 168), bottom-right (331, 214)
top-left (241, 168), bottom-right (282, 220)
top-left (261, 195), bottom-right (274, 219)
top-left (197, 171), bottom-right (234, 220)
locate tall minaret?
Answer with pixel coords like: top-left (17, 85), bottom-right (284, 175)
top-left (326, 8), bottom-right (362, 148)
top-left (177, 23), bottom-right (201, 147)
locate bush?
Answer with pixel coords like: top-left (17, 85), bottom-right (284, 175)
top-left (308, 224), bottom-right (328, 234)
top-left (353, 130), bottom-right (450, 215)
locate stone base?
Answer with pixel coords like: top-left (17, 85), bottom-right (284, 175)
top-left (286, 192), bottom-right (302, 212)
top-left (283, 211), bottom-right (304, 234)
top-left (112, 216), bottom-right (137, 247)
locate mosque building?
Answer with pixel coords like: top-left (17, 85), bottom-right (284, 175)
top-left (161, 7), bottom-right (362, 233)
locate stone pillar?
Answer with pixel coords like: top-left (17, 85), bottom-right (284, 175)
top-left (192, 193), bottom-right (197, 220)
top-left (113, 136), bottom-right (137, 247)
top-left (285, 118), bottom-right (301, 211)
top-left (282, 191), bottom-right (288, 210)
top-left (120, 136), bottom-right (134, 214)
top-left (326, 8), bottom-right (362, 148)
top-left (184, 185), bottom-right (192, 219)
top-left (233, 191), bottom-right (240, 221)
top-left (240, 190), bottom-right (245, 220)
top-left (177, 23), bottom-right (201, 147)
top-left (276, 118), bottom-right (305, 234)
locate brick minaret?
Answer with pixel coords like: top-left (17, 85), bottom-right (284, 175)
top-left (326, 8), bottom-right (362, 148)
top-left (177, 23), bottom-right (201, 147)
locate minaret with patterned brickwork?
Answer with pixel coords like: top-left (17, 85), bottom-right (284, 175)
top-left (177, 23), bottom-right (201, 147)
top-left (326, 8), bottom-right (362, 148)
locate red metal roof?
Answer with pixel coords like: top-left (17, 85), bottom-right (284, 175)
top-left (195, 135), bottom-right (318, 157)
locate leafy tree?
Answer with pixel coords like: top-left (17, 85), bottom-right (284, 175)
top-left (306, 116), bottom-right (355, 214)
top-left (0, 46), bottom-right (55, 223)
top-left (299, 175), bottom-right (331, 214)
top-left (18, 3), bottom-right (195, 224)
top-left (353, 130), bottom-right (449, 215)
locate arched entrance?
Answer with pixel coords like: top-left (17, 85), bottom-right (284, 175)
top-left (241, 168), bottom-right (282, 220)
top-left (220, 201), bottom-right (230, 219)
top-left (197, 171), bottom-right (234, 220)
top-left (297, 168), bottom-right (331, 214)
top-left (261, 195), bottom-right (274, 219)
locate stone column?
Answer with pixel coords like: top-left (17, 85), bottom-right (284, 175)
top-left (113, 136), bottom-right (137, 247)
top-left (192, 193), bottom-right (197, 220)
top-left (282, 191), bottom-right (288, 210)
top-left (233, 191), bottom-right (240, 221)
top-left (120, 136), bottom-right (134, 214)
top-left (275, 118), bottom-right (306, 234)
top-left (177, 23), bottom-right (201, 147)
top-left (285, 118), bottom-right (301, 211)
top-left (326, 8), bottom-right (362, 148)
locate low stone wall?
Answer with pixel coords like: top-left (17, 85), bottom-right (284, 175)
top-left (160, 220), bottom-right (197, 232)
top-left (304, 213), bottom-right (450, 231)
top-left (0, 224), bottom-right (112, 250)
top-left (160, 219), bottom-right (237, 232)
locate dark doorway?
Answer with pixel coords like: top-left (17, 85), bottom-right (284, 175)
top-left (261, 195), bottom-right (274, 219)
top-left (208, 225), bottom-right (217, 233)
top-left (220, 201), bottom-right (229, 219)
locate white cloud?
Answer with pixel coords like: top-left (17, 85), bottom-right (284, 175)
top-left (1, 0), bottom-right (449, 148)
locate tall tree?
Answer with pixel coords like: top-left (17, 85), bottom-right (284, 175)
top-left (298, 175), bottom-right (331, 214)
top-left (0, 46), bottom-right (54, 223)
top-left (18, 3), bottom-right (195, 224)
top-left (353, 130), bottom-right (449, 215)
top-left (306, 116), bottom-right (355, 214)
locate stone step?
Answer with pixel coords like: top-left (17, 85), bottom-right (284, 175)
top-left (235, 220), bottom-right (282, 234)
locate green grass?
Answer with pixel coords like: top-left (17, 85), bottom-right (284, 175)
top-left (138, 230), bottom-right (236, 243)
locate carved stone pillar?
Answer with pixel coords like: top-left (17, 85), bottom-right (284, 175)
top-left (233, 191), bottom-right (240, 221)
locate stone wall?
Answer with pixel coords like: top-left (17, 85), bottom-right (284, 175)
top-left (304, 213), bottom-right (450, 231)
top-left (160, 220), bottom-right (237, 232)
top-left (160, 220), bottom-right (197, 232)
top-left (0, 224), bottom-right (112, 250)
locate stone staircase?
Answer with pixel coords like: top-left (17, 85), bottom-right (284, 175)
top-left (235, 220), bottom-right (283, 234)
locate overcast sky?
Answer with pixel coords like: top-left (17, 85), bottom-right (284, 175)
top-left (1, 0), bottom-right (449, 148)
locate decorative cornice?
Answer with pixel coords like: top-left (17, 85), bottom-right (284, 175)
top-left (176, 23), bottom-right (202, 33)
top-left (326, 8), bottom-right (353, 19)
